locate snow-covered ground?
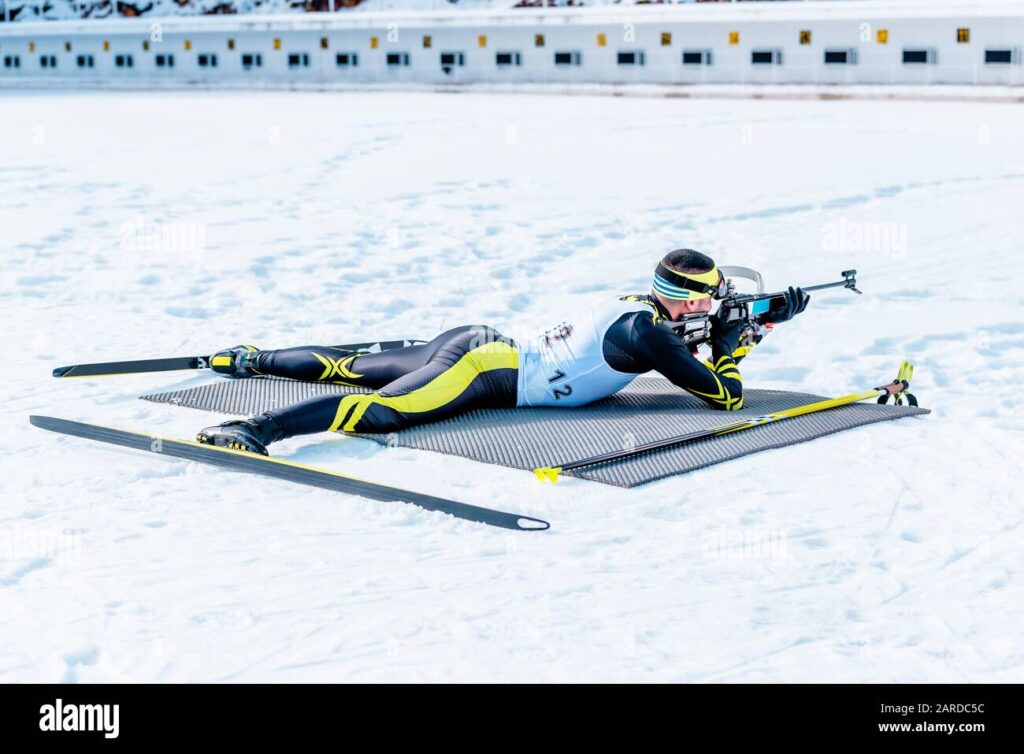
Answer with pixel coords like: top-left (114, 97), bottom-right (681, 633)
top-left (1, 90), bottom-right (1022, 682)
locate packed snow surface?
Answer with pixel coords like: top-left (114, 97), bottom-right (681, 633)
top-left (1, 90), bottom-right (1022, 682)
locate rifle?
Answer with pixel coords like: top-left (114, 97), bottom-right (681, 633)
top-left (669, 268), bottom-right (861, 348)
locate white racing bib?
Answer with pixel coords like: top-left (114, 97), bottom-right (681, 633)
top-left (515, 298), bottom-right (656, 407)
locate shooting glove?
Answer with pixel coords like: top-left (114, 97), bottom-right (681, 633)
top-left (710, 307), bottom-right (744, 355)
top-left (770, 286), bottom-right (811, 324)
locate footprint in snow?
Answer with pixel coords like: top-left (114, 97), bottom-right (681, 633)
top-left (1, 557), bottom-right (51, 587)
top-left (62, 647), bottom-right (100, 683)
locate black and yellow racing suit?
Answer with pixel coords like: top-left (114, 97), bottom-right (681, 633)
top-left (247, 295), bottom-right (757, 442)
top-left (256, 325), bottom-right (519, 436)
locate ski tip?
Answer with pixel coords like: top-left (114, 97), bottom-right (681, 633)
top-left (52, 366), bottom-right (74, 378)
top-left (533, 466), bottom-right (562, 483)
top-left (517, 516), bottom-right (551, 531)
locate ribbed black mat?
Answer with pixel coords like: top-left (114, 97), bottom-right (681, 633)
top-left (141, 376), bottom-right (928, 488)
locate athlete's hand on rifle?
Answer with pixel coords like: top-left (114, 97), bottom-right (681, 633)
top-left (709, 305), bottom-right (745, 354)
top-left (769, 286), bottom-right (811, 324)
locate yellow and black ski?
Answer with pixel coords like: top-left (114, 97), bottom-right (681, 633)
top-left (51, 340), bottom-right (425, 379)
top-left (29, 415), bottom-right (548, 531)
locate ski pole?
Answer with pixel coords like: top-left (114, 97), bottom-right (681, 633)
top-left (534, 361), bottom-right (916, 482)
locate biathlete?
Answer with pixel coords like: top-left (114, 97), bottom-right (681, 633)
top-left (197, 249), bottom-right (809, 454)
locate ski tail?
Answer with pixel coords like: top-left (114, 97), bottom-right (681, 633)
top-left (52, 339), bottom-right (428, 379)
top-left (53, 356), bottom-right (207, 379)
top-left (29, 415), bottom-right (549, 532)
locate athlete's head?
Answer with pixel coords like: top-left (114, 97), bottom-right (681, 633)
top-left (651, 248), bottom-right (725, 320)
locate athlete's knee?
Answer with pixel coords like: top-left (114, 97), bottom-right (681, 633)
top-left (359, 412), bottom-right (410, 434)
top-left (328, 393), bottom-right (411, 434)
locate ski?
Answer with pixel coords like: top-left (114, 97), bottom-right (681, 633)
top-left (53, 355), bottom-right (209, 379)
top-left (29, 415), bottom-right (549, 532)
top-left (51, 339), bottom-right (426, 379)
top-left (534, 362), bottom-right (918, 482)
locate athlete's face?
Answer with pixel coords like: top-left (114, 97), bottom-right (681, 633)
top-left (681, 298), bottom-right (713, 315)
top-left (656, 293), bottom-right (714, 321)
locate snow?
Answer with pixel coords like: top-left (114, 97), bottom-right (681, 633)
top-left (1, 89), bottom-right (1022, 682)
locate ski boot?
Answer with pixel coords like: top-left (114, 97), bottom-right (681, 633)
top-left (196, 414), bottom-right (285, 456)
top-left (209, 345), bottom-right (263, 378)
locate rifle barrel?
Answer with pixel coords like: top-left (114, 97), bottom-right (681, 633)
top-left (800, 279), bottom-right (853, 293)
top-left (730, 270), bottom-right (858, 302)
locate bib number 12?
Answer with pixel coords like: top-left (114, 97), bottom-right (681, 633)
top-left (548, 369), bottom-right (573, 400)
